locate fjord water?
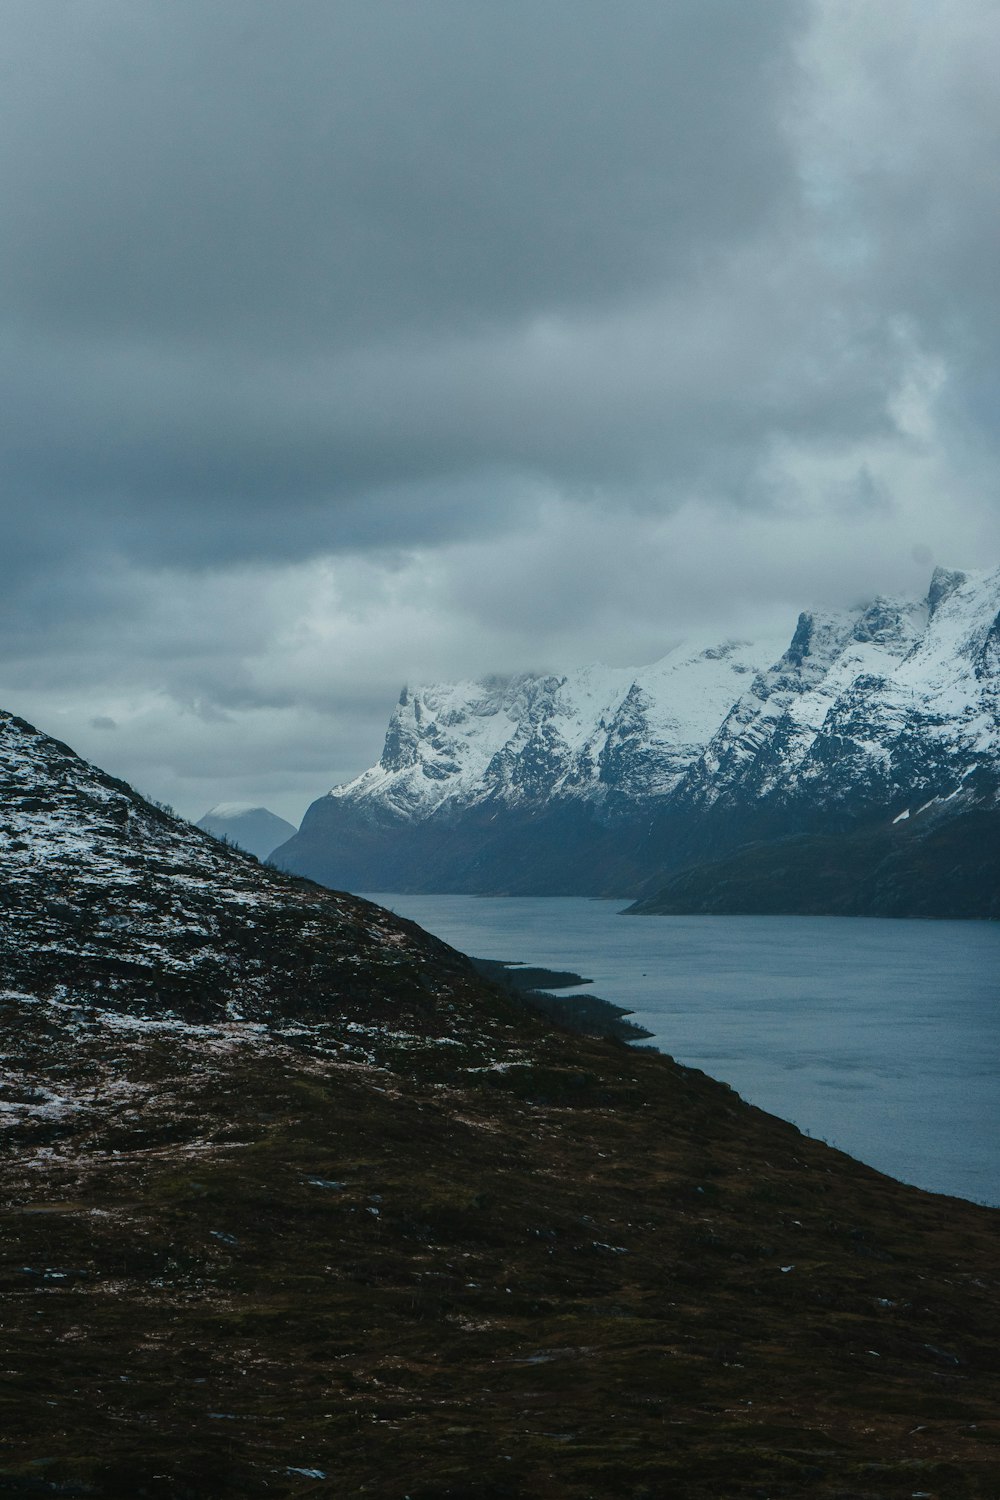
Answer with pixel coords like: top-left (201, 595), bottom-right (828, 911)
top-left (365, 896), bottom-right (1000, 1206)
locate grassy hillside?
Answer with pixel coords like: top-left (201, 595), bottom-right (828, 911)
top-left (3, 989), bottom-right (999, 1498)
top-left (630, 804), bottom-right (1000, 920)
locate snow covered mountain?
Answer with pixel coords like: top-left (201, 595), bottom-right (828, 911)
top-left (676, 566), bottom-right (998, 824)
top-left (327, 636), bottom-right (782, 817)
top-left (632, 565), bottom-right (1000, 916)
top-left (197, 802), bottom-right (296, 860)
top-left (274, 566), bottom-right (1000, 912)
top-left (272, 635), bottom-right (788, 894)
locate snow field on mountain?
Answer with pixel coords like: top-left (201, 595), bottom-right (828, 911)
top-left (329, 635), bottom-right (792, 820)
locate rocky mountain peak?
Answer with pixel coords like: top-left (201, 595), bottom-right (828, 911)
top-left (851, 596), bottom-right (925, 646)
top-left (927, 564), bottom-right (967, 614)
top-left (270, 568), bottom-right (999, 906)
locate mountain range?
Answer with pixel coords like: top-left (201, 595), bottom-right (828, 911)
top-left (273, 565), bottom-right (1000, 917)
top-left (3, 706), bottom-right (1000, 1495)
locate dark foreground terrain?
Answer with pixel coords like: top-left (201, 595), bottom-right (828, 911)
top-left (3, 1001), bottom-right (1000, 1499)
top-left (628, 799), bottom-right (1000, 920)
top-left (1, 708), bottom-right (998, 1498)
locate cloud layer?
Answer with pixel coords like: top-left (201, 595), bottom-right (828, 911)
top-left (1, 1), bottom-right (998, 821)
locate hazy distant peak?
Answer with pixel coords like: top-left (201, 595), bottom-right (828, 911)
top-left (202, 801), bottom-right (273, 819)
top-left (197, 804), bottom-right (297, 861)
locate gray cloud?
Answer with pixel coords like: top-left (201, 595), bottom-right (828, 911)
top-left (795, 2), bottom-right (1000, 453)
top-left (2, 2), bottom-right (798, 343)
top-left (0, 0), bottom-right (807, 571)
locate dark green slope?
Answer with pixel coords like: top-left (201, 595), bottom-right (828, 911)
top-left (629, 798), bottom-right (1000, 919)
top-left (270, 792), bottom-right (654, 896)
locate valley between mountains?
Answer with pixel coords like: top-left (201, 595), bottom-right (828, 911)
top-left (1, 709), bottom-right (999, 1497)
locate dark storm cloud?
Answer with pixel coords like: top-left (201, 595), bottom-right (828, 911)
top-left (3, 1), bottom-right (796, 344)
top-left (0, 278), bottom-right (897, 568)
top-left (787, 3), bottom-right (1000, 472)
top-left (0, 0), bottom-right (805, 567)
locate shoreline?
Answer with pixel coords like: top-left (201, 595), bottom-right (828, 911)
top-left (468, 955), bottom-right (653, 1043)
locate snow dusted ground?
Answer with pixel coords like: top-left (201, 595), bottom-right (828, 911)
top-left (0, 706), bottom-right (554, 1202)
top-left (0, 711), bottom-right (536, 1071)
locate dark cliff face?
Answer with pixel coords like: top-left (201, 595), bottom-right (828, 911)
top-left (784, 610), bottom-right (816, 666)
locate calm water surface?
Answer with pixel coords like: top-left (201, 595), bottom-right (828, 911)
top-left (365, 895), bottom-right (1000, 1206)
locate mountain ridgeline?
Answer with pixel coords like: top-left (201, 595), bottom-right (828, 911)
top-left (273, 566), bottom-right (1000, 917)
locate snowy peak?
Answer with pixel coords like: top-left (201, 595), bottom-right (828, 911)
top-left (327, 635), bottom-right (787, 822)
top-left (681, 567), bottom-right (1000, 814)
top-left (274, 565), bottom-right (999, 902)
top-left (927, 565), bottom-right (967, 615)
top-left (337, 673), bottom-right (567, 819)
top-left (851, 596), bottom-right (927, 647)
top-left (201, 801), bottom-right (273, 818)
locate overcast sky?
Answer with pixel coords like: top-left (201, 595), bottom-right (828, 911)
top-left (2, 0), bottom-right (998, 823)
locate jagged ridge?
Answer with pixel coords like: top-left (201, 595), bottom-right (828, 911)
top-left (273, 635), bottom-right (787, 894)
top-left (273, 567), bottom-right (1000, 910)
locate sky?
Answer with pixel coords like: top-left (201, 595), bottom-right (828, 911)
top-left (2, 0), bottom-right (999, 824)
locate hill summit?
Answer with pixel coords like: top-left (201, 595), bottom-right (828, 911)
top-left (197, 803), bottom-right (297, 861)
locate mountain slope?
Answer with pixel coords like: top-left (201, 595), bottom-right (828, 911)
top-left (633, 566), bottom-right (1000, 914)
top-left (629, 791), bottom-right (1000, 918)
top-left (197, 803), bottom-right (297, 860)
top-left (2, 711), bottom-right (1000, 1496)
top-left (0, 709), bottom-right (522, 1054)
